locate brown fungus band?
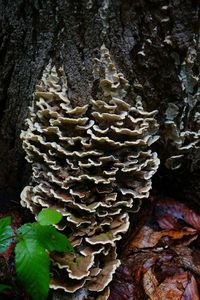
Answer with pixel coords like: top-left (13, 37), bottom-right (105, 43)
top-left (20, 46), bottom-right (160, 299)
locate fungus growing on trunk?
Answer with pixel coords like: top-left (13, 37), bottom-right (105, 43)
top-left (20, 46), bottom-right (160, 299)
top-left (164, 37), bottom-right (200, 170)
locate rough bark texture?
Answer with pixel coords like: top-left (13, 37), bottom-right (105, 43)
top-left (0, 0), bottom-right (199, 298)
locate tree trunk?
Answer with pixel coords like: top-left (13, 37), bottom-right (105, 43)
top-left (0, 0), bottom-right (199, 298)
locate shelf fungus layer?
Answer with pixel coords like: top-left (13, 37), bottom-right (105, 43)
top-left (164, 37), bottom-right (200, 170)
top-left (20, 46), bottom-right (160, 299)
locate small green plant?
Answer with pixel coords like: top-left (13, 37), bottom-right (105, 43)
top-left (0, 208), bottom-right (73, 300)
top-left (0, 284), bottom-right (11, 292)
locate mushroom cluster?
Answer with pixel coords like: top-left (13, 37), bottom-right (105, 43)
top-left (165, 38), bottom-right (200, 170)
top-left (20, 46), bottom-right (160, 299)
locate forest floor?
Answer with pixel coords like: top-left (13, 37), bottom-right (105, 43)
top-left (1, 197), bottom-right (200, 300)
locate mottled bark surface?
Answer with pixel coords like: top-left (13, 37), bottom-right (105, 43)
top-left (0, 0), bottom-right (199, 298)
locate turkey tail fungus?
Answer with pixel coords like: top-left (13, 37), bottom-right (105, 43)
top-left (20, 46), bottom-right (160, 299)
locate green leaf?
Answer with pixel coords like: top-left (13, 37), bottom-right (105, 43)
top-left (0, 217), bottom-right (13, 253)
top-left (0, 217), bottom-right (11, 227)
top-left (37, 208), bottom-right (63, 225)
top-left (15, 239), bottom-right (50, 300)
top-left (16, 223), bottom-right (32, 238)
top-left (33, 224), bottom-right (74, 252)
top-left (17, 223), bottom-right (73, 253)
top-left (0, 284), bottom-right (11, 292)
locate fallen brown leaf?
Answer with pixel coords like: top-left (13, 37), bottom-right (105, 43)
top-left (173, 245), bottom-right (200, 276)
top-left (143, 268), bottom-right (159, 299)
top-left (157, 214), bottom-right (179, 230)
top-left (128, 225), bottom-right (197, 250)
top-left (155, 199), bottom-right (200, 231)
top-left (143, 270), bottom-right (191, 300)
top-left (182, 273), bottom-right (200, 300)
top-left (109, 198), bottom-right (200, 300)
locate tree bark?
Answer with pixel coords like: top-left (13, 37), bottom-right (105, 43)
top-left (0, 0), bottom-right (199, 298)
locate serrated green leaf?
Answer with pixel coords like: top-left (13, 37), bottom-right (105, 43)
top-left (0, 217), bottom-right (13, 253)
top-left (0, 284), bottom-right (11, 292)
top-left (33, 224), bottom-right (74, 253)
top-left (17, 223), bottom-right (73, 253)
top-left (15, 239), bottom-right (50, 300)
top-left (37, 209), bottom-right (63, 225)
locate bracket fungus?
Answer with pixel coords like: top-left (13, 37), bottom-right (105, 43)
top-left (20, 46), bottom-right (160, 299)
top-left (165, 37), bottom-right (200, 170)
